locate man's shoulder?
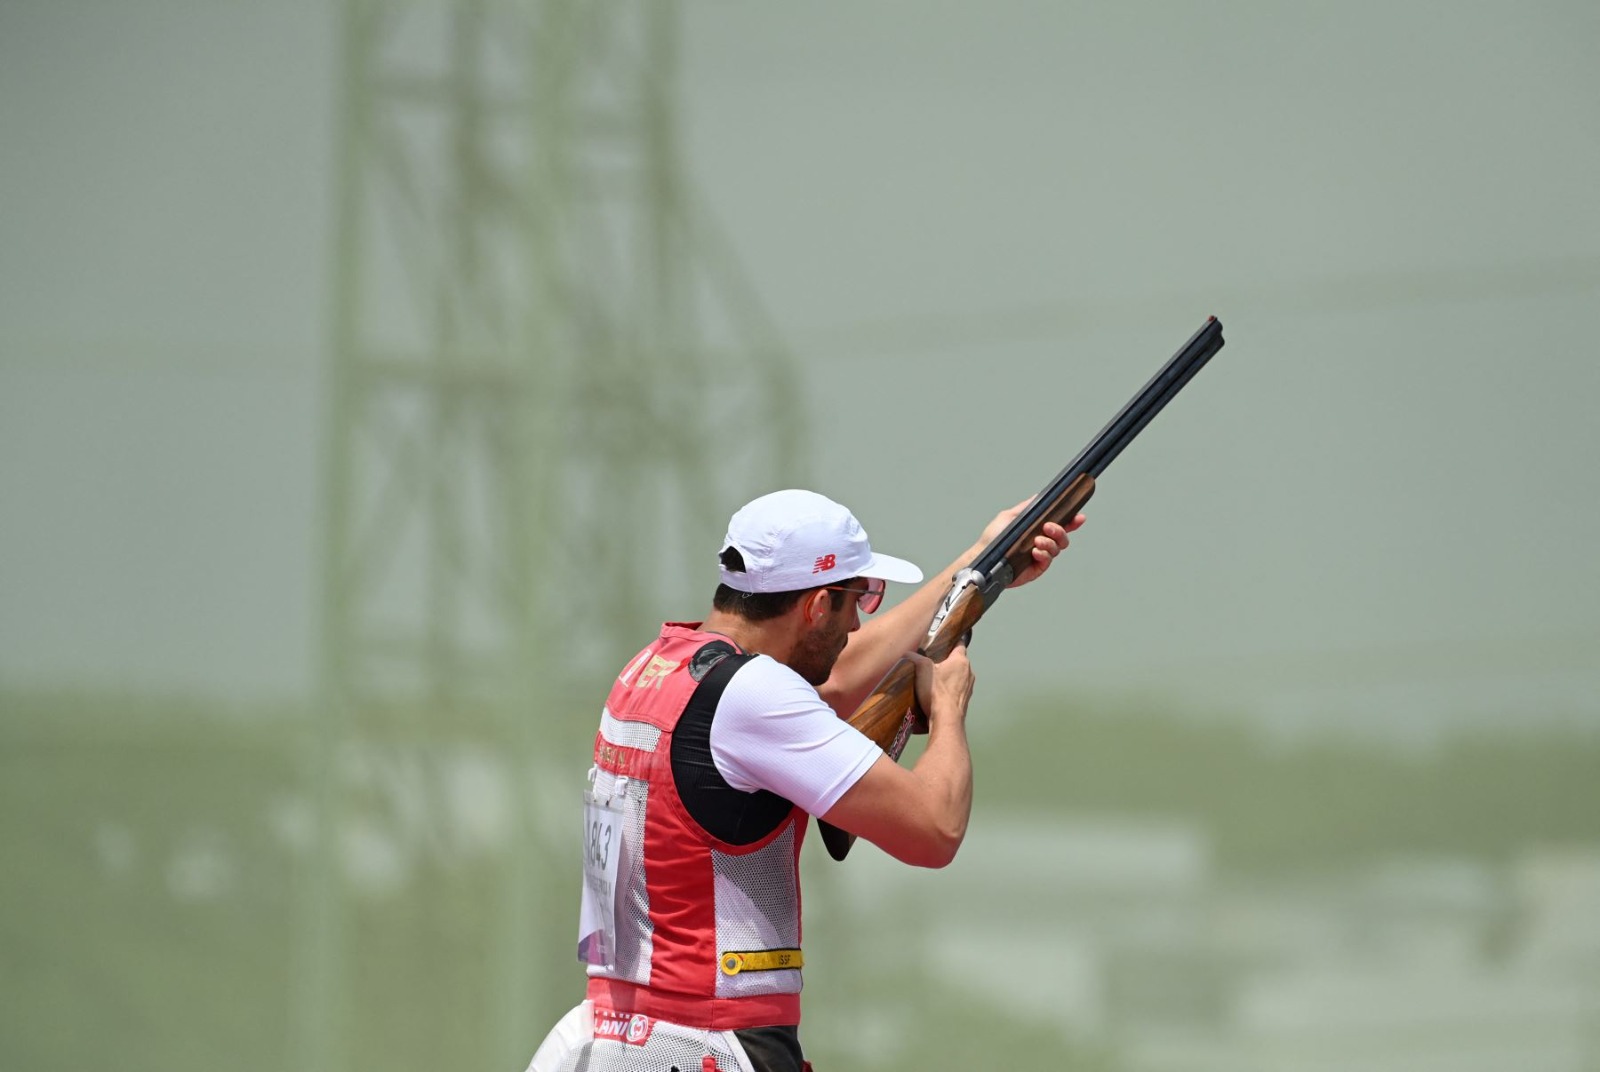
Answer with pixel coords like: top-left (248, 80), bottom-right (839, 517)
top-left (714, 656), bottom-right (839, 743)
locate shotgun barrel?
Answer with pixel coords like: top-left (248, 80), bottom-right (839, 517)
top-left (969, 315), bottom-right (1225, 585)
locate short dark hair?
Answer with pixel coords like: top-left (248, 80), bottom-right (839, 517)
top-left (714, 547), bottom-right (847, 622)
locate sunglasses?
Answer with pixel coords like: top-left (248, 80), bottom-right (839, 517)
top-left (819, 576), bottom-right (886, 615)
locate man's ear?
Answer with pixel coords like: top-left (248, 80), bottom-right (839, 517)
top-left (800, 589), bottom-right (829, 626)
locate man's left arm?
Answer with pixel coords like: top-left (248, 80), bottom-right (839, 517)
top-left (817, 502), bottom-right (1083, 717)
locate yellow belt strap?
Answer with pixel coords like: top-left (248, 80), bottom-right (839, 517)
top-left (718, 949), bottom-right (804, 975)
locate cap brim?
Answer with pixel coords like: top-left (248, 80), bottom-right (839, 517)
top-left (855, 552), bottom-right (923, 585)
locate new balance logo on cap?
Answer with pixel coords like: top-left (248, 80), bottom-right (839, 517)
top-left (812, 554), bottom-right (837, 573)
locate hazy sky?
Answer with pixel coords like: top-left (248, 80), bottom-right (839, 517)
top-left (3, 2), bottom-right (1597, 731)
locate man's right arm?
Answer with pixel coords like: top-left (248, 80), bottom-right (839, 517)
top-left (819, 644), bottom-right (975, 868)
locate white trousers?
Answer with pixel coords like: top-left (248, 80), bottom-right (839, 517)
top-left (526, 1001), bottom-right (759, 1072)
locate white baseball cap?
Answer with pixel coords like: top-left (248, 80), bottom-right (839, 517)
top-left (718, 489), bottom-right (924, 594)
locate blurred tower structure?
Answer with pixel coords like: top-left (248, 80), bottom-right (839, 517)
top-left (296, 1), bottom-right (803, 1069)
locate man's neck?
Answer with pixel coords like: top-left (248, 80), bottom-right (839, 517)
top-left (700, 610), bottom-right (794, 663)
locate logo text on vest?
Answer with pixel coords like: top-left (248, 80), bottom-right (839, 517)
top-left (635, 655), bottom-right (679, 690)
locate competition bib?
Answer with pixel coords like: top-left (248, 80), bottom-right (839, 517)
top-left (576, 791), bottom-right (623, 968)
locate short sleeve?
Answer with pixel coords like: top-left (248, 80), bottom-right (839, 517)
top-left (707, 655), bottom-right (883, 817)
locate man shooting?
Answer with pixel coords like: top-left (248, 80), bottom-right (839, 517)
top-left (527, 488), bottom-right (1080, 1072)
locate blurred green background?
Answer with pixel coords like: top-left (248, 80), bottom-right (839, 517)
top-left (3, 2), bottom-right (1599, 1070)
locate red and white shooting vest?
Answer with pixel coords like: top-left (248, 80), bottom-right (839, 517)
top-left (580, 623), bottom-right (807, 1030)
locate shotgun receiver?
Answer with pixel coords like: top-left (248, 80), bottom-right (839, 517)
top-left (819, 315), bottom-right (1226, 861)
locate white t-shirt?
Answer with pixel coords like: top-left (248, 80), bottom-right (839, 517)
top-left (707, 654), bottom-right (882, 817)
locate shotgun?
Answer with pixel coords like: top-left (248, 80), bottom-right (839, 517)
top-left (820, 316), bottom-right (1226, 861)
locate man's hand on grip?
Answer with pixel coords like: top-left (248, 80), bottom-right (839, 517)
top-left (908, 643), bottom-right (974, 731)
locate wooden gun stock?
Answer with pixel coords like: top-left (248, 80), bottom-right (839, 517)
top-left (818, 316), bottom-right (1224, 862)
